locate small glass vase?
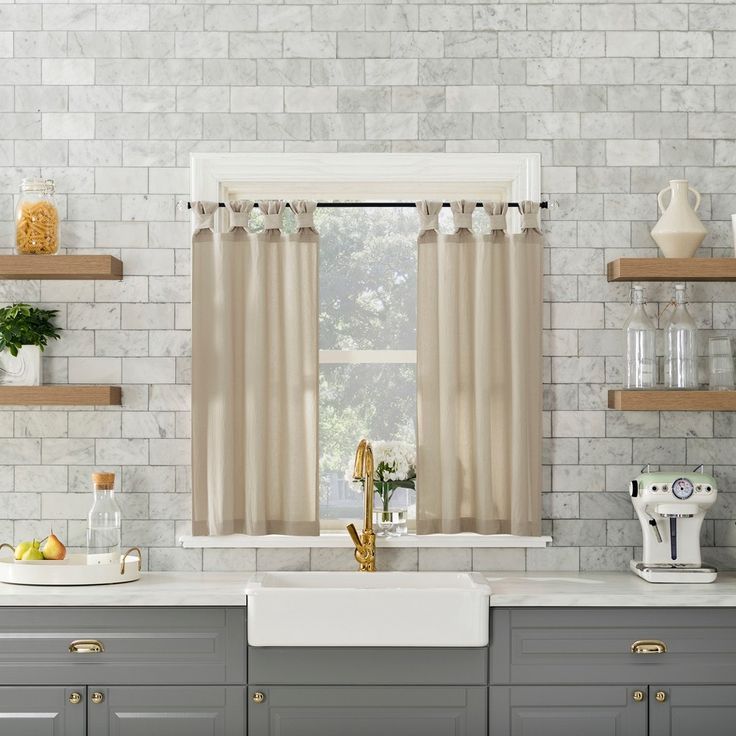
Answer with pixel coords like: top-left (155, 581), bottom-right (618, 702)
top-left (373, 508), bottom-right (408, 537)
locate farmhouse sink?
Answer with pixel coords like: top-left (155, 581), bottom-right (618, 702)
top-left (245, 571), bottom-right (491, 647)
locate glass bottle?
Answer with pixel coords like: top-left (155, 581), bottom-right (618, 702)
top-left (665, 284), bottom-right (699, 389)
top-left (86, 472), bottom-right (122, 559)
top-left (623, 286), bottom-right (656, 389)
top-left (15, 178), bottom-right (59, 255)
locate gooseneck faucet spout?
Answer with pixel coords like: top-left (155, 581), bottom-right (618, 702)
top-left (347, 439), bottom-right (376, 572)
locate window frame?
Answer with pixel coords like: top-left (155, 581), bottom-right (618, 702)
top-left (187, 152), bottom-right (550, 548)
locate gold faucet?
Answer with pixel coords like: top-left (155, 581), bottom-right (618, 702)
top-left (346, 439), bottom-right (376, 572)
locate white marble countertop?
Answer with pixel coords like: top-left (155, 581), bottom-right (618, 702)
top-left (0, 572), bottom-right (250, 607)
top-left (1, 571), bottom-right (736, 607)
top-left (485, 571), bottom-right (736, 607)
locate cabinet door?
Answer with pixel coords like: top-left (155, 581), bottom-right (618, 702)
top-left (248, 685), bottom-right (486, 736)
top-left (0, 686), bottom-right (85, 736)
top-left (88, 686), bottom-right (244, 736)
top-left (490, 685), bottom-right (647, 736)
top-left (649, 685), bottom-right (736, 736)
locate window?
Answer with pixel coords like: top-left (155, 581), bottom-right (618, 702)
top-left (317, 206), bottom-right (418, 525)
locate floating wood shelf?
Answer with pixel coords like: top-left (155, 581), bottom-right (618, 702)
top-left (0, 386), bottom-right (121, 406)
top-left (607, 258), bottom-right (736, 282)
top-left (0, 255), bottom-right (123, 280)
top-left (609, 389), bottom-right (736, 412)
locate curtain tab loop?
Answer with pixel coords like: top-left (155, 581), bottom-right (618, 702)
top-left (416, 201), bottom-right (442, 235)
top-left (262, 213), bottom-right (283, 230)
top-left (295, 211), bottom-right (314, 229)
top-left (225, 199), bottom-right (253, 232)
top-left (191, 201), bottom-right (219, 234)
top-left (260, 200), bottom-right (285, 231)
top-left (483, 201), bottom-right (509, 233)
top-left (451, 200), bottom-right (475, 232)
top-left (519, 200), bottom-right (543, 235)
top-left (290, 200), bottom-right (317, 231)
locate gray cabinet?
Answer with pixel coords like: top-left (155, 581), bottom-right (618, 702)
top-left (248, 685), bottom-right (487, 736)
top-left (489, 685), bottom-right (647, 736)
top-left (649, 686), bottom-right (736, 736)
top-left (87, 686), bottom-right (245, 736)
top-left (0, 686), bottom-right (86, 736)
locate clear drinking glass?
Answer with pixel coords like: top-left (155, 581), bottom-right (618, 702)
top-left (664, 284), bottom-right (699, 389)
top-left (623, 286), bottom-right (656, 389)
top-left (708, 337), bottom-right (735, 391)
top-left (86, 472), bottom-right (122, 559)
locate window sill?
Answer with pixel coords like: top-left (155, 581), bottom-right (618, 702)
top-left (179, 533), bottom-right (552, 549)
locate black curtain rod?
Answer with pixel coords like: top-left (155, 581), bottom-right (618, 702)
top-left (185, 201), bottom-right (549, 210)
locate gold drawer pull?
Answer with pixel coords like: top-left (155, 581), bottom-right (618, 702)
top-left (252, 691), bottom-right (266, 704)
top-left (632, 690), bottom-right (645, 702)
top-left (631, 639), bottom-right (667, 654)
top-left (69, 639), bottom-right (104, 654)
top-left (655, 690), bottom-right (667, 703)
top-left (91, 692), bottom-right (105, 705)
top-left (69, 692), bottom-right (82, 705)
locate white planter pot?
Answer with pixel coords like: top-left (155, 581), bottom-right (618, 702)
top-left (651, 179), bottom-right (707, 259)
top-left (0, 345), bottom-right (42, 386)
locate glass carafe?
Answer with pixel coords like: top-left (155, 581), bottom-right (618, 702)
top-left (86, 472), bottom-right (121, 559)
top-left (664, 284), bottom-right (698, 389)
top-left (623, 286), bottom-right (656, 388)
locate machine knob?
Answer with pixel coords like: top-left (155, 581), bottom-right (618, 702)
top-left (655, 691), bottom-right (667, 703)
top-left (632, 690), bottom-right (645, 702)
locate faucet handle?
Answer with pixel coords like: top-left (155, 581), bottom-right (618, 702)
top-left (346, 523), bottom-right (363, 551)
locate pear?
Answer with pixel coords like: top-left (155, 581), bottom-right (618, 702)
top-left (42, 532), bottom-right (66, 561)
top-left (20, 540), bottom-right (43, 561)
top-left (13, 541), bottom-right (32, 560)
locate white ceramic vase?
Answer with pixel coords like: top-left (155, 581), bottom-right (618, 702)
top-left (651, 179), bottom-right (707, 259)
top-left (0, 345), bottom-right (42, 385)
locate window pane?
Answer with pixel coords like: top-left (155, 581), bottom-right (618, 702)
top-left (317, 207), bottom-right (417, 351)
top-left (319, 363), bottom-right (416, 521)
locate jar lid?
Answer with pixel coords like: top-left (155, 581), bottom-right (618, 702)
top-left (92, 472), bottom-right (115, 486)
top-left (20, 177), bottom-right (55, 194)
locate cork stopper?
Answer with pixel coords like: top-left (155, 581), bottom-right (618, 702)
top-left (92, 472), bottom-right (115, 489)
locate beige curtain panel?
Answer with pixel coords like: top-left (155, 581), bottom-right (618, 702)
top-left (191, 200), bottom-right (320, 535)
top-left (416, 200), bottom-right (543, 535)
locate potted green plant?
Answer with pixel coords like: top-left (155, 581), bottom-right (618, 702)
top-left (0, 303), bottom-right (61, 386)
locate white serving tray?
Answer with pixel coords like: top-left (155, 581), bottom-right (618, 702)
top-left (0, 547), bottom-right (141, 586)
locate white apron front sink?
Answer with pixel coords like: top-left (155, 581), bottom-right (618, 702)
top-left (245, 571), bottom-right (491, 647)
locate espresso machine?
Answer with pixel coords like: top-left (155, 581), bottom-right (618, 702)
top-left (629, 467), bottom-right (718, 583)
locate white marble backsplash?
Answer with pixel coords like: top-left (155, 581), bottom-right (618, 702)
top-left (1, 0), bottom-right (736, 572)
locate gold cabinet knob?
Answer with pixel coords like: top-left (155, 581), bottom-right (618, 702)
top-left (632, 690), bottom-right (646, 703)
top-left (655, 691), bottom-right (667, 703)
top-left (631, 639), bottom-right (667, 655)
top-left (252, 691), bottom-right (265, 704)
top-left (69, 692), bottom-right (82, 705)
top-left (91, 692), bottom-right (104, 705)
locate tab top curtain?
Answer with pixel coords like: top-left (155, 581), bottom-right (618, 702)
top-left (416, 200), bottom-right (543, 535)
top-left (191, 200), bottom-right (319, 536)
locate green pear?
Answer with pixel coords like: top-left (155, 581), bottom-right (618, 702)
top-left (21, 541), bottom-right (43, 561)
top-left (13, 541), bottom-right (32, 560)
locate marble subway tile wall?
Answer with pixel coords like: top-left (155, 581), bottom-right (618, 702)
top-left (1, 0), bottom-right (735, 573)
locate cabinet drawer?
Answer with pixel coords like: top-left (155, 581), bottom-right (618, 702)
top-left (249, 646), bottom-right (488, 685)
top-left (0, 608), bottom-right (245, 685)
top-left (491, 608), bottom-right (736, 685)
top-left (248, 686), bottom-right (487, 736)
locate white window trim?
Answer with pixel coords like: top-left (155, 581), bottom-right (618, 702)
top-left (190, 152), bottom-right (550, 550)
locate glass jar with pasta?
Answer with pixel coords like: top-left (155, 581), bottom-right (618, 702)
top-left (15, 178), bottom-right (59, 255)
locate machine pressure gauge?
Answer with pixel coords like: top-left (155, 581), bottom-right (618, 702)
top-left (672, 477), bottom-right (695, 500)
